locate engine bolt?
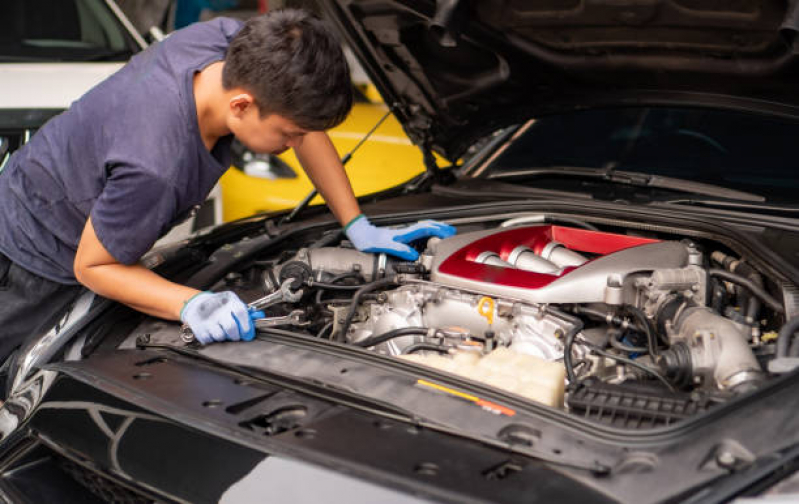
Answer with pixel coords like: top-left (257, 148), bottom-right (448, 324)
top-left (716, 451), bottom-right (736, 468)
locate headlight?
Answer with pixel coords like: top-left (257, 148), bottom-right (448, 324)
top-left (230, 139), bottom-right (297, 180)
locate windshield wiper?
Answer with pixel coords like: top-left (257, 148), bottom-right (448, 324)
top-left (488, 166), bottom-right (765, 202)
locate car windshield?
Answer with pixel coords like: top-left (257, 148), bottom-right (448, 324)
top-left (479, 107), bottom-right (799, 204)
top-left (1, 0), bottom-right (138, 62)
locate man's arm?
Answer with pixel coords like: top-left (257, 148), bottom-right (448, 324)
top-left (74, 217), bottom-right (200, 320)
top-left (293, 130), bottom-right (457, 260)
top-left (293, 131), bottom-right (360, 225)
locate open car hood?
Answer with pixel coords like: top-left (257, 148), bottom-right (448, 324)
top-left (322, 0), bottom-right (799, 160)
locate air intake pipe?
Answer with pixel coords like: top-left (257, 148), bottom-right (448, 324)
top-left (658, 302), bottom-right (762, 392)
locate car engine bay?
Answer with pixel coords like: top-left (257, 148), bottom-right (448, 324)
top-left (174, 215), bottom-right (793, 430)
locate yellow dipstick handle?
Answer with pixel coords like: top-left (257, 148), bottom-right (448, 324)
top-left (477, 296), bottom-right (495, 325)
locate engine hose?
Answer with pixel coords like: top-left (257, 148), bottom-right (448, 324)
top-left (713, 253), bottom-right (764, 324)
top-left (733, 262), bottom-right (763, 323)
top-left (708, 269), bottom-right (784, 314)
top-left (573, 305), bottom-right (658, 355)
top-left (563, 321), bottom-right (585, 384)
top-left (308, 280), bottom-right (365, 291)
top-left (355, 327), bottom-right (430, 348)
top-left (314, 273), bottom-right (367, 306)
top-left (337, 276), bottom-right (400, 342)
top-left (625, 305), bottom-right (659, 356)
top-left (776, 316), bottom-right (799, 358)
top-left (308, 230), bottom-right (343, 249)
top-left (402, 343), bottom-right (451, 355)
top-left (316, 321), bottom-right (334, 339)
top-left (583, 343), bottom-right (676, 392)
top-left (545, 306), bottom-right (585, 384)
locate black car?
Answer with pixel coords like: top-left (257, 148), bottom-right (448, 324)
top-left (3, 1), bottom-right (799, 502)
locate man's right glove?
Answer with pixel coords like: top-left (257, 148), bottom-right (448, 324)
top-left (180, 291), bottom-right (262, 345)
top-left (344, 214), bottom-right (456, 261)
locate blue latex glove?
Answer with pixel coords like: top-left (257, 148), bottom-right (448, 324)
top-left (180, 291), bottom-right (266, 345)
top-left (344, 214), bottom-right (456, 261)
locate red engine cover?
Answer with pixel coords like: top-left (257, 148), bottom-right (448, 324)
top-left (438, 225), bottom-right (659, 290)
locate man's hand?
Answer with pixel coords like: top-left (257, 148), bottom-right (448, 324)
top-left (344, 215), bottom-right (456, 261)
top-left (180, 291), bottom-right (262, 344)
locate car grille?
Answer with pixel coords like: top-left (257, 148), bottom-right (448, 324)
top-left (57, 457), bottom-right (155, 504)
top-left (0, 436), bottom-right (161, 504)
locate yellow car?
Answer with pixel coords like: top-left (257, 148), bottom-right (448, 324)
top-left (218, 100), bottom-right (426, 222)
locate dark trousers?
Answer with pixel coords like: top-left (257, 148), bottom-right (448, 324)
top-left (0, 252), bottom-right (83, 364)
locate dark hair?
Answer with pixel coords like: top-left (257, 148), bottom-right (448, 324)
top-left (222, 9), bottom-right (353, 131)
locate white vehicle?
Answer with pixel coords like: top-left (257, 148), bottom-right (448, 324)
top-left (0, 0), bottom-right (220, 241)
top-left (0, 0), bottom-right (145, 167)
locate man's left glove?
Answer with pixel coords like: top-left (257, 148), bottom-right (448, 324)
top-left (180, 291), bottom-right (265, 345)
top-left (344, 214), bottom-right (456, 261)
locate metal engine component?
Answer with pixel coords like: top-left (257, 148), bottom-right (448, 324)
top-left (474, 251), bottom-right (512, 267)
top-left (277, 247), bottom-right (396, 283)
top-left (507, 246), bottom-right (562, 274)
top-left (638, 265), bottom-right (709, 316)
top-left (348, 284), bottom-right (574, 360)
top-left (273, 224), bottom-right (774, 400)
top-left (431, 236), bottom-right (689, 305)
top-left (540, 242), bottom-right (588, 268)
top-left (660, 307), bottom-right (763, 391)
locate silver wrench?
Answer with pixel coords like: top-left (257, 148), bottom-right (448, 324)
top-left (180, 280), bottom-right (304, 343)
top-left (180, 310), bottom-right (307, 343)
top-left (253, 310), bottom-right (308, 329)
top-left (248, 279), bottom-right (304, 311)
top-left (180, 309), bottom-right (308, 343)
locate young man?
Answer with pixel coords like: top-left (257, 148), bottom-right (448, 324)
top-left (0, 10), bottom-right (454, 352)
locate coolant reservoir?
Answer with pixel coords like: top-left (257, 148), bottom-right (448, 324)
top-left (401, 347), bottom-right (565, 408)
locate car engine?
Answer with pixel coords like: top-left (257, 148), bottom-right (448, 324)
top-left (221, 219), bottom-right (787, 428)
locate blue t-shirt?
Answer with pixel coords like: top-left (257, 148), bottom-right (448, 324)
top-left (0, 18), bottom-right (242, 284)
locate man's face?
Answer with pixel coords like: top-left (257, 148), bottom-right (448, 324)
top-left (229, 102), bottom-right (309, 155)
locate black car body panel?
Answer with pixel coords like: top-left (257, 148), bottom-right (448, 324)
top-left (0, 350), bottom-right (615, 503)
top-left (322, 0), bottom-right (799, 160)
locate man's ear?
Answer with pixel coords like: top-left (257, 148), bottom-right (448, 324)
top-left (229, 93), bottom-right (255, 117)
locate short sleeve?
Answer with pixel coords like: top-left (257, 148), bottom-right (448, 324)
top-left (90, 164), bottom-right (178, 265)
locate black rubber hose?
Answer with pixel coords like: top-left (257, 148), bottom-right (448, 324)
top-left (314, 272), bottom-right (366, 306)
top-left (735, 263), bottom-right (763, 323)
top-left (308, 280), bottom-right (365, 291)
top-left (402, 343), bottom-right (451, 355)
top-left (337, 277), bottom-right (400, 342)
top-left (776, 316), bottom-right (799, 358)
top-left (544, 306), bottom-right (585, 384)
top-left (355, 327), bottom-right (430, 348)
top-left (583, 343), bottom-right (676, 392)
top-left (563, 321), bottom-right (585, 384)
top-left (308, 229), bottom-right (343, 249)
top-left (625, 305), bottom-right (659, 356)
top-left (708, 268), bottom-right (784, 314)
top-left (573, 305), bottom-right (657, 354)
